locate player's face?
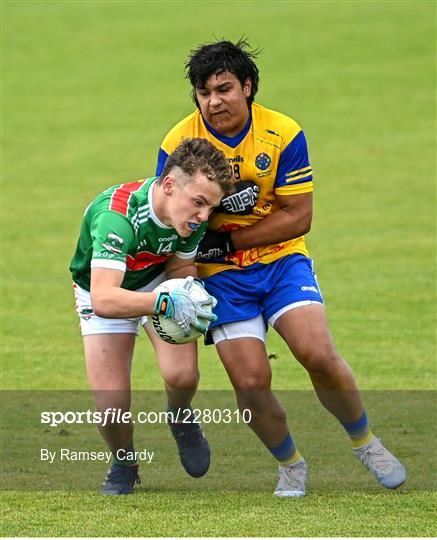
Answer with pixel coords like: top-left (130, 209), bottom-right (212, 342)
top-left (195, 71), bottom-right (251, 137)
top-left (166, 171), bottom-right (224, 237)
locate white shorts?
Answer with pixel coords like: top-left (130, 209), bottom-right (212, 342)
top-left (210, 300), bottom-right (323, 345)
top-left (73, 272), bottom-right (166, 336)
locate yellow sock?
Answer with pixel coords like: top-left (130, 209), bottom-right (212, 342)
top-left (350, 429), bottom-right (374, 449)
top-left (279, 449), bottom-right (303, 466)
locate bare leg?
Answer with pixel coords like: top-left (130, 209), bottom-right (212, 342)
top-left (275, 304), bottom-right (407, 489)
top-left (144, 324), bottom-right (209, 478)
top-left (84, 333), bottom-right (135, 454)
top-left (216, 337), bottom-right (289, 448)
top-left (144, 323), bottom-right (199, 408)
top-left (274, 304), bottom-right (364, 422)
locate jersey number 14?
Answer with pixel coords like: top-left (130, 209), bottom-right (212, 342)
top-left (156, 241), bottom-right (173, 254)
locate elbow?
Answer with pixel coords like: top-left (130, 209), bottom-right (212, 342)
top-left (282, 205), bottom-right (312, 239)
top-left (296, 214), bottom-right (312, 237)
top-left (301, 220), bottom-right (311, 235)
top-left (91, 294), bottom-right (110, 318)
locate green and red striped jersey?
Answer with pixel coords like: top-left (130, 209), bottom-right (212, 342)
top-left (70, 177), bottom-right (206, 291)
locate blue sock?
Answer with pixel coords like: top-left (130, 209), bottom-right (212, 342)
top-left (269, 433), bottom-right (302, 465)
top-left (341, 411), bottom-right (374, 448)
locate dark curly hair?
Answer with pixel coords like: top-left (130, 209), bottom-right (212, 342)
top-left (185, 38), bottom-right (260, 108)
top-left (159, 138), bottom-right (234, 196)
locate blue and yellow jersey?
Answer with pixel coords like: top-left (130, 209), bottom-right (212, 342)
top-left (156, 102), bottom-right (313, 278)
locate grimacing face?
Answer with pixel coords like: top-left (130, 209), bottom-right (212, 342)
top-left (195, 71), bottom-right (251, 138)
top-left (163, 170), bottom-right (224, 238)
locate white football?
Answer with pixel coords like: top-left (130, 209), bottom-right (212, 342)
top-left (149, 278), bottom-right (213, 344)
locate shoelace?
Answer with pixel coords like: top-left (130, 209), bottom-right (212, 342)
top-left (279, 464), bottom-right (306, 490)
top-left (172, 423), bottom-right (203, 448)
top-left (359, 444), bottom-right (393, 472)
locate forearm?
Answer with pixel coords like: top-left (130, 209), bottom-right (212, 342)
top-left (91, 287), bottom-right (158, 319)
top-left (231, 208), bottom-right (311, 251)
top-left (166, 263), bottom-right (198, 280)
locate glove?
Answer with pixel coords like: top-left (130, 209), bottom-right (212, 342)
top-left (154, 277), bottom-right (217, 336)
top-left (196, 230), bottom-right (234, 261)
top-left (215, 180), bottom-right (260, 215)
top-left (192, 278), bottom-right (218, 320)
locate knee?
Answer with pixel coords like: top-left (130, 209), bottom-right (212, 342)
top-left (93, 390), bottom-right (131, 414)
top-left (232, 368), bottom-right (272, 393)
top-left (164, 369), bottom-right (199, 390)
top-left (297, 343), bottom-right (346, 376)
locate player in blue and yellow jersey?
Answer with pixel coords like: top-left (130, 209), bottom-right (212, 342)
top-left (70, 138), bottom-right (233, 494)
top-left (153, 39), bottom-right (406, 495)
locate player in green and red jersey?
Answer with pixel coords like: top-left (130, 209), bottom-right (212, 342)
top-left (70, 138), bottom-right (233, 495)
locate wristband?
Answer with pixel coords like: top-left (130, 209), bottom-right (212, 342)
top-left (154, 292), bottom-right (171, 316)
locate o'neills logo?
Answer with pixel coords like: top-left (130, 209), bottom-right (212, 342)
top-left (151, 315), bottom-right (177, 344)
top-left (228, 155), bottom-right (244, 163)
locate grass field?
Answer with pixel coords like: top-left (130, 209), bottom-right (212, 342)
top-left (1, 0), bottom-right (436, 537)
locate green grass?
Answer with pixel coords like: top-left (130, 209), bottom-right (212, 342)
top-left (2, 491), bottom-right (436, 537)
top-left (1, 0), bottom-right (436, 537)
top-left (2, 391), bottom-right (434, 492)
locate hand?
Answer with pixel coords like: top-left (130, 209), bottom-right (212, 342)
top-left (196, 230), bottom-right (234, 261)
top-left (216, 180), bottom-right (260, 215)
top-left (154, 277), bottom-right (217, 336)
top-left (192, 278), bottom-right (218, 321)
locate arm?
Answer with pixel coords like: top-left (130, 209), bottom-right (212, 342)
top-left (165, 254), bottom-right (198, 280)
top-left (230, 127), bottom-right (313, 249)
top-left (231, 191), bottom-right (312, 250)
top-left (197, 192), bottom-right (312, 260)
top-left (91, 267), bottom-right (214, 334)
top-left (197, 128), bottom-right (314, 260)
top-left (90, 267), bottom-right (158, 319)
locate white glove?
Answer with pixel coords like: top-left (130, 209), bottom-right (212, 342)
top-left (154, 277), bottom-right (217, 336)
